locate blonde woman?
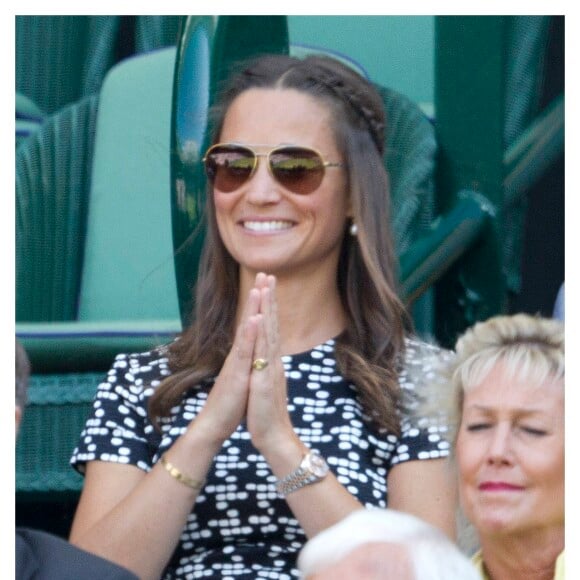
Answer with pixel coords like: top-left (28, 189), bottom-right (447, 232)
top-left (448, 314), bottom-right (564, 580)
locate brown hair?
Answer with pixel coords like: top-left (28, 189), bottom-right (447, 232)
top-left (150, 55), bottom-right (409, 433)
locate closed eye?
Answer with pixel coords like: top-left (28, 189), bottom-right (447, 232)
top-left (466, 423), bottom-right (492, 432)
top-left (521, 426), bottom-right (548, 436)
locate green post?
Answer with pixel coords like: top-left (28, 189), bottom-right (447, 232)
top-left (434, 16), bottom-right (507, 346)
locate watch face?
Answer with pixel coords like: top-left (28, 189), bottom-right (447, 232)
top-left (305, 451), bottom-right (329, 478)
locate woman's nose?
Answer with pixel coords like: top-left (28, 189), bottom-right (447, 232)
top-left (486, 424), bottom-right (513, 465)
top-left (244, 156), bottom-right (283, 204)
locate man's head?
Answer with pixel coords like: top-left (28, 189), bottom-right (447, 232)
top-left (303, 540), bottom-right (415, 580)
top-left (298, 509), bottom-right (479, 580)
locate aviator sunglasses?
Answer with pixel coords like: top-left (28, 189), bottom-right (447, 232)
top-left (203, 143), bottom-right (344, 195)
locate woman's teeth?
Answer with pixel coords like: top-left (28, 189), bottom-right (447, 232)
top-left (243, 221), bottom-right (293, 232)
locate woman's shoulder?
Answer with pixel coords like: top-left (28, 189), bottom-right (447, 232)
top-left (105, 344), bottom-right (174, 389)
top-left (400, 335), bottom-right (453, 389)
top-left (112, 343), bottom-right (171, 366)
top-left (403, 335), bottom-right (453, 361)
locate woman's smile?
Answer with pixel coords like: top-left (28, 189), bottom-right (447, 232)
top-left (240, 219), bottom-right (295, 233)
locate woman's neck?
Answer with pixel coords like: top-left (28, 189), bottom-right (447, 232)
top-left (238, 267), bottom-right (347, 355)
top-left (479, 527), bottom-right (564, 580)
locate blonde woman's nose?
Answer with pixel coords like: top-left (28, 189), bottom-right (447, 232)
top-left (486, 423), bottom-right (514, 466)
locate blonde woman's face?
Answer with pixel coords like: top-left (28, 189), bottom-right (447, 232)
top-left (456, 363), bottom-right (564, 540)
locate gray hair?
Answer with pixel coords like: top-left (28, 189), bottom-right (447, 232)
top-left (297, 508), bottom-right (479, 580)
top-left (15, 339), bottom-right (30, 409)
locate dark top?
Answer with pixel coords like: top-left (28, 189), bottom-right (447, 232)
top-left (71, 337), bottom-right (450, 579)
top-left (16, 528), bottom-right (138, 580)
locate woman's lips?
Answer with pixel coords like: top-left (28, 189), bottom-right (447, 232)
top-left (479, 482), bottom-right (525, 491)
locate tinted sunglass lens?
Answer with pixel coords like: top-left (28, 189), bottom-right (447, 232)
top-left (205, 146), bottom-right (255, 192)
top-left (270, 147), bottom-right (325, 194)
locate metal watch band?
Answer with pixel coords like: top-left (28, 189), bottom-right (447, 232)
top-left (275, 467), bottom-right (314, 496)
top-left (275, 450), bottom-right (329, 497)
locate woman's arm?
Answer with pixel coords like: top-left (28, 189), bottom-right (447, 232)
top-left (259, 435), bottom-right (364, 538)
top-left (70, 426), bottom-right (220, 580)
top-left (387, 458), bottom-right (458, 539)
top-left (70, 287), bottom-right (265, 579)
top-left (247, 277), bottom-right (364, 538)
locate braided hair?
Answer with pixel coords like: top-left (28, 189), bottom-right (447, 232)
top-left (302, 60), bottom-right (386, 153)
top-left (151, 54), bottom-right (409, 433)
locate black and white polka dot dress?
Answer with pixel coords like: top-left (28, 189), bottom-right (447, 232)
top-left (71, 337), bottom-right (449, 579)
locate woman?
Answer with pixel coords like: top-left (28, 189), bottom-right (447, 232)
top-left (449, 314), bottom-right (564, 580)
top-left (69, 54), bottom-right (455, 579)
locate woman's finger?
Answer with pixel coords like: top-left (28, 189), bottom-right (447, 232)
top-left (233, 288), bottom-right (261, 362)
top-left (248, 312), bottom-right (268, 375)
top-left (268, 275), bottom-right (279, 349)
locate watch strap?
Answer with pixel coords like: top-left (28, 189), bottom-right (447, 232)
top-left (275, 450), bottom-right (329, 497)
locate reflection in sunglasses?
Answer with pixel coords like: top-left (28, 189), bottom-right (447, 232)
top-left (203, 143), bottom-right (343, 195)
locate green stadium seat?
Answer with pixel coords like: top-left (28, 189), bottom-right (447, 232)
top-left (16, 48), bottom-right (182, 496)
top-left (77, 47), bottom-right (180, 323)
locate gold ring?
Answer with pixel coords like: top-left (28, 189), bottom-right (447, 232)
top-left (252, 358), bottom-right (269, 371)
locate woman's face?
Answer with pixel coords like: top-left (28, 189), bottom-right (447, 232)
top-left (212, 88), bottom-right (350, 281)
top-left (456, 363), bottom-right (564, 540)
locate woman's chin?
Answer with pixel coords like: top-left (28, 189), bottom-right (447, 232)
top-left (472, 509), bottom-right (523, 538)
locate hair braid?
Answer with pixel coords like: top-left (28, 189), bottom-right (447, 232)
top-left (308, 65), bottom-right (385, 153)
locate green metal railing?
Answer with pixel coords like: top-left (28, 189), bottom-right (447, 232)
top-left (400, 191), bottom-right (492, 305)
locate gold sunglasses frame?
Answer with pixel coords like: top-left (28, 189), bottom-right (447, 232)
top-left (202, 142), bottom-right (344, 192)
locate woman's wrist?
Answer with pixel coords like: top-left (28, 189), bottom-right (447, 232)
top-left (172, 421), bottom-right (224, 470)
top-left (184, 414), bottom-right (230, 455)
top-left (258, 434), bottom-right (309, 479)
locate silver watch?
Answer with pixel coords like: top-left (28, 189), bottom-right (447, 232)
top-left (275, 450), bottom-right (330, 496)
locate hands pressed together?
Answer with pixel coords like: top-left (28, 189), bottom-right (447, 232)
top-left (195, 273), bottom-right (299, 459)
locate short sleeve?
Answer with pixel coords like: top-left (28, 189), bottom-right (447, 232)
top-left (70, 351), bottom-right (164, 475)
top-left (389, 337), bottom-right (453, 468)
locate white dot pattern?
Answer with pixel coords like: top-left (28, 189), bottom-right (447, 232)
top-left (71, 337), bottom-right (449, 578)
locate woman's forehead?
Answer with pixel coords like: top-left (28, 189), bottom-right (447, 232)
top-left (463, 362), bottom-right (564, 412)
top-left (220, 88), bottom-right (338, 152)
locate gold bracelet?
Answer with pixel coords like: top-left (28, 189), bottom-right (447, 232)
top-left (159, 455), bottom-right (205, 491)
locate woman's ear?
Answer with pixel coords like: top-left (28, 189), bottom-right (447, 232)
top-left (345, 195), bottom-right (354, 220)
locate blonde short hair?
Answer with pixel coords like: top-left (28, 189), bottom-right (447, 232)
top-left (448, 313), bottom-right (564, 442)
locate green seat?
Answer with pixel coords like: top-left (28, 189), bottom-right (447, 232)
top-left (16, 91), bottom-right (44, 147)
top-left (16, 48), bottom-right (182, 497)
top-left (16, 93), bottom-right (99, 323)
top-left (16, 16), bottom-right (119, 115)
top-left (78, 47), bottom-right (180, 323)
top-left (134, 16), bottom-right (183, 53)
top-left (374, 83), bottom-right (437, 333)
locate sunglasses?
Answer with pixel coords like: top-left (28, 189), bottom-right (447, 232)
top-left (202, 143), bottom-right (344, 195)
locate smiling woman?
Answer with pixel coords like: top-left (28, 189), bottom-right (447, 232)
top-left (447, 314), bottom-right (564, 580)
top-left (213, 88), bottom-right (350, 284)
top-left (68, 54), bottom-right (456, 580)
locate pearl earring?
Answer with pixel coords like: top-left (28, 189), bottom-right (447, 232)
top-left (349, 222), bottom-right (358, 236)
